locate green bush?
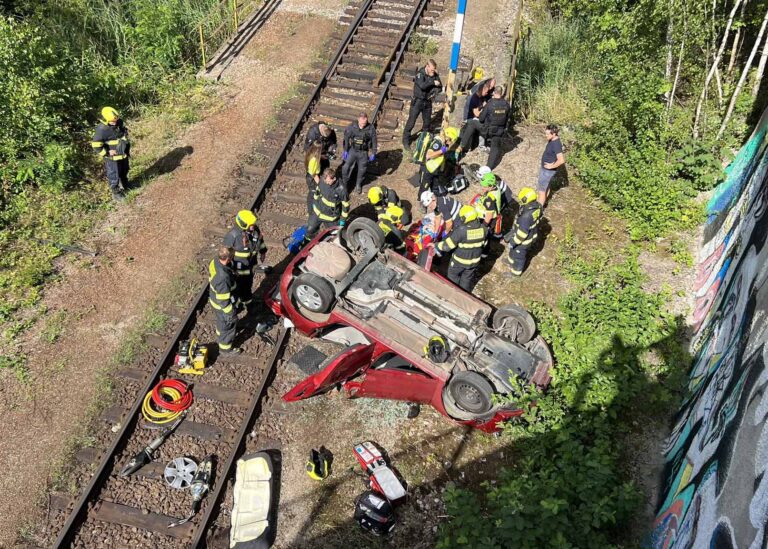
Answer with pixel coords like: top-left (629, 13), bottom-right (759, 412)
top-left (439, 236), bottom-right (688, 548)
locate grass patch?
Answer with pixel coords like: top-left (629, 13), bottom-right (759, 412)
top-left (409, 34), bottom-right (439, 57)
top-left (515, 17), bottom-right (591, 126)
top-left (40, 310), bottom-right (68, 344)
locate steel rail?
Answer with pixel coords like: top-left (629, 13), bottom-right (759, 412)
top-left (251, 0), bottom-right (376, 211)
top-left (53, 282), bottom-right (209, 547)
top-left (370, 0), bottom-right (431, 125)
top-left (52, 1), bottom-right (381, 546)
top-left (189, 328), bottom-right (287, 548)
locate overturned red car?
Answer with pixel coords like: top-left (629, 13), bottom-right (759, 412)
top-left (265, 218), bottom-right (553, 432)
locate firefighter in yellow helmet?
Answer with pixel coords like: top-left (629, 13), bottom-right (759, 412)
top-left (223, 210), bottom-right (267, 314)
top-left (378, 204), bottom-right (408, 253)
top-left (418, 126), bottom-right (459, 198)
top-left (208, 247), bottom-right (240, 354)
top-left (432, 204), bottom-right (488, 291)
top-left (504, 187), bottom-right (542, 276)
top-left (91, 107), bottom-right (131, 201)
top-left (368, 186), bottom-right (400, 217)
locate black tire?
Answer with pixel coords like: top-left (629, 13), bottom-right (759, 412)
top-left (492, 304), bottom-right (536, 344)
top-left (345, 217), bottom-right (385, 252)
top-left (291, 273), bottom-right (335, 313)
top-left (448, 371), bottom-right (494, 415)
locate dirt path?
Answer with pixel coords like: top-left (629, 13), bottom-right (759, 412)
top-left (0, 6), bottom-right (342, 546)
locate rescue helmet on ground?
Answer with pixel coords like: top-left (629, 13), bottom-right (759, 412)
top-left (101, 107), bottom-right (119, 123)
top-left (420, 190), bottom-right (436, 207)
top-left (368, 186), bottom-right (384, 205)
top-left (459, 205), bottom-right (479, 224)
top-left (518, 187), bottom-right (537, 205)
top-left (481, 173), bottom-right (497, 188)
top-left (424, 335), bottom-right (449, 363)
top-left (444, 126), bottom-right (459, 142)
top-left (235, 209), bottom-right (257, 230)
top-left (355, 491), bottom-right (396, 536)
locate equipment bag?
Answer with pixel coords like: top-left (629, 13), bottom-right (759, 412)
top-left (283, 225), bottom-right (307, 255)
top-left (412, 131), bottom-right (433, 165)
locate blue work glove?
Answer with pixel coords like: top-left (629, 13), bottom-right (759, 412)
top-left (368, 154), bottom-right (375, 162)
top-left (440, 146), bottom-right (448, 154)
top-left (339, 219), bottom-right (346, 227)
top-left (342, 151), bottom-right (349, 161)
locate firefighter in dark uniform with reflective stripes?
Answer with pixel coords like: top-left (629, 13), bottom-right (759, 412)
top-left (378, 204), bottom-right (407, 253)
top-left (209, 247), bottom-right (240, 354)
top-left (223, 210), bottom-right (266, 314)
top-left (368, 186), bottom-right (400, 218)
top-left (433, 206), bottom-right (488, 291)
top-left (91, 106), bottom-right (131, 201)
top-left (342, 112), bottom-right (377, 194)
top-left (504, 187), bottom-right (542, 276)
top-left (303, 168), bottom-right (350, 243)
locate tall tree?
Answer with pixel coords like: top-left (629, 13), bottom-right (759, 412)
top-left (693, 0), bottom-right (744, 138)
top-left (718, 6), bottom-right (768, 138)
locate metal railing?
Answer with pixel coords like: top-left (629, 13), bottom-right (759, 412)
top-left (194, 0), bottom-right (261, 68)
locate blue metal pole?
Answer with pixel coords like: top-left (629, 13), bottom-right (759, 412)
top-left (443, 0), bottom-right (467, 126)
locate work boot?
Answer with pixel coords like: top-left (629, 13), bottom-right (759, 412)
top-left (111, 189), bottom-right (126, 202)
top-left (355, 185), bottom-right (362, 194)
top-left (219, 346), bottom-right (242, 355)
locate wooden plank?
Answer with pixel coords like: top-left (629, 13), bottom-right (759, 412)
top-left (203, 226), bottom-right (227, 239)
top-left (50, 493), bottom-right (71, 512)
top-left (187, 380), bottom-right (251, 407)
top-left (75, 447), bottom-right (98, 464)
top-left (144, 333), bottom-right (167, 348)
top-left (348, 41), bottom-right (392, 56)
top-left (92, 501), bottom-right (193, 539)
top-left (336, 68), bottom-right (377, 81)
top-left (272, 192), bottom-right (308, 205)
top-left (102, 405), bottom-right (125, 425)
top-left (322, 89), bottom-right (374, 104)
top-left (176, 420), bottom-right (234, 441)
top-left (313, 105), bottom-right (358, 122)
top-left (115, 367), bottom-right (146, 382)
top-left (259, 211), bottom-right (307, 227)
top-left (327, 79), bottom-right (377, 93)
top-left (242, 164), bottom-right (265, 177)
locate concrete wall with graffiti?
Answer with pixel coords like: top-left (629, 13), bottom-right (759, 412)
top-left (651, 109), bottom-right (768, 548)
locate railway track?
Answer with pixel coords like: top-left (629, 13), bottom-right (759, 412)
top-left (47, 0), bottom-right (445, 547)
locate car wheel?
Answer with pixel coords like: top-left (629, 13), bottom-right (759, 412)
top-left (345, 217), bottom-right (385, 252)
top-left (448, 371), bottom-right (494, 415)
top-left (492, 304), bottom-right (536, 344)
top-left (291, 273), bottom-right (335, 313)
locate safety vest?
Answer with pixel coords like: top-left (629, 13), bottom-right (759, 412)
top-left (208, 259), bottom-right (236, 314)
top-left (223, 226), bottom-right (266, 276)
top-left (425, 136), bottom-right (446, 174)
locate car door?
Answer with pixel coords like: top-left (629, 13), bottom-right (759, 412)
top-left (283, 343), bottom-right (376, 402)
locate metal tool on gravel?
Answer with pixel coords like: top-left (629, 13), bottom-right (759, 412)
top-left (119, 413), bottom-right (186, 477)
top-left (168, 455), bottom-right (213, 528)
top-left (164, 457), bottom-right (198, 489)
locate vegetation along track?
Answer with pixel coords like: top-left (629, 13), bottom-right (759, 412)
top-left (48, 0), bottom-right (444, 546)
